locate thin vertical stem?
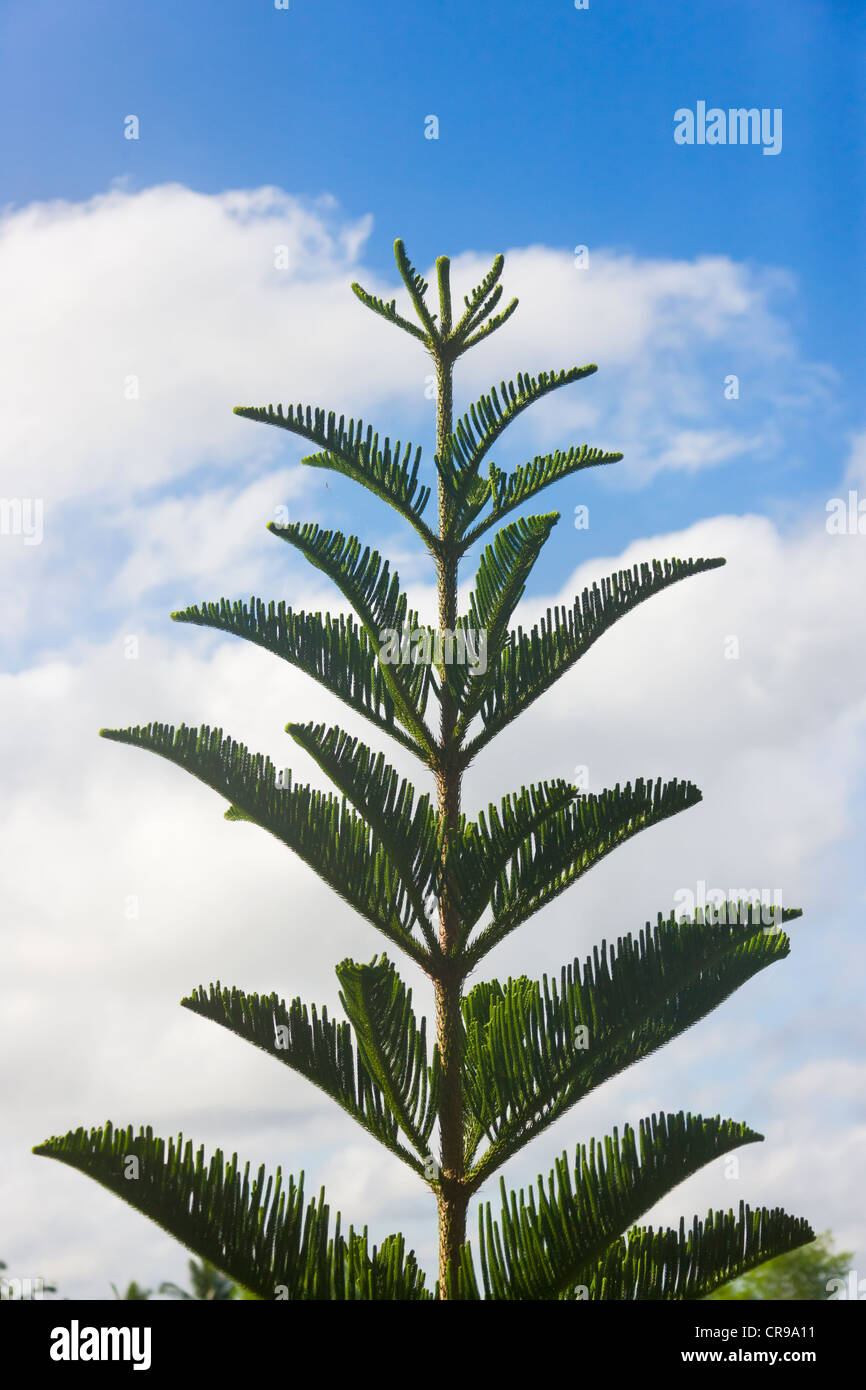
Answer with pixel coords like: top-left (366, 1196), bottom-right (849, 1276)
top-left (433, 340), bottom-right (468, 1297)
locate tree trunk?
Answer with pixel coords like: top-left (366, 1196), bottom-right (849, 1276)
top-left (433, 347), bottom-right (466, 1297)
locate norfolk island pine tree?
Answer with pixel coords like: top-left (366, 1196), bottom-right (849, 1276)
top-left (34, 241), bottom-right (813, 1301)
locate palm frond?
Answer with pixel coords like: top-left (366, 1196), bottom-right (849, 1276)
top-left (349, 280), bottom-right (430, 343)
top-left (463, 1112), bottom-right (764, 1299)
top-left (465, 556), bottom-right (727, 759)
top-left (231, 402), bottom-right (435, 544)
top-left (436, 367), bottom-right (600, 532)
top-left (450, 253), bottom-right (517, 350)
top-left (449, 779), bottom-right (580, 928)
top-left (459, 299), bottom-right (520, 353)
top-left (393, 238), bottom-right (440, 341)
top-left (463, 907), bottom-right (801, 1176)
top-left (463, 444), bottom-right (623, 545)
top-left (575, 1203), bottom-right (814, 1300)
top-left (33, 1124), bottom-right (432, 1300)
top-left (336, 956), bottom-right (439, 1159)
top-left (171, 599), bottom-right (424, 758)
top-left (435, 255), bottom-right (453, 337)
top-left (445, 514), bottom-right (559, 717)
top-left (348, 239), bottom-right (439, 345)
top-left (98, 722), bottom-right (433, 969)
top-left (182, 982), bottom-right (426, 1174)
top-left (287, 721), bottom-right (440, 949)
top-left (464, 776), bottom-right (704, 964)
top-left (267, 522), bottom-right (436, 755)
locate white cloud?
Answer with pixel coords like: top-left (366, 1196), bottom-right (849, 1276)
top-left (0, 181), bottom-right (839, 655)
top-left (0, 184), bottom-right (385, 502)
top-left (107, 466), bottom-right (312, 603)
top-left (655, 428), bottom-right (766, 472)
top-left (5, 495), bottom-right (865, 1293)
top-left (0, 183), bottom-right (820, 514)
top-left (2, 184), bottom-right (864, 1297)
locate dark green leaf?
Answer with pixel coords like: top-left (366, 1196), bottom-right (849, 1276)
top-left (336, 956), bottom-right (439, 1158)
top-left (171, 598), bottom-right (424, 758)
top-left (465, 556), bottom-right (727, 758)
top-left (231, 401), bottom-right (434, 543)
top-left (467, 1112), bottom-right (765, 1299)
top-left (33, 1123), bottom-right (432, 1301)
top-left (182, 982), bottom-right (426, 1174)
top-left (98, 722), bottom-right (432, 969)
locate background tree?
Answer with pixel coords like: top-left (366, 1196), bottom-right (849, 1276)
top-left (159, 1255), bottom-right (241, 1301)
top-left (705, 1231), bottom-right (855, 1301)
top-left (110, 1279), bottom-right (152, 1301)
top-left (0, 1259), bottom-right (57, 1299)
top-left (34, 240), bottom-right (812, 1300)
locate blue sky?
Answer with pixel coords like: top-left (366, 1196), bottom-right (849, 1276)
top-left (2, 0), bottom-right (864, 594)
top-left (1, 0), bottom-right (865, 1299)
top-left (3, 0), bottom-right (863, 358)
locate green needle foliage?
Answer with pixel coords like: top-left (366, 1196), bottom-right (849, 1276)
top-left (34, 240), bottom-right (813, 1300)
top-left (703, 1231), bottom-right (855, 1301)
